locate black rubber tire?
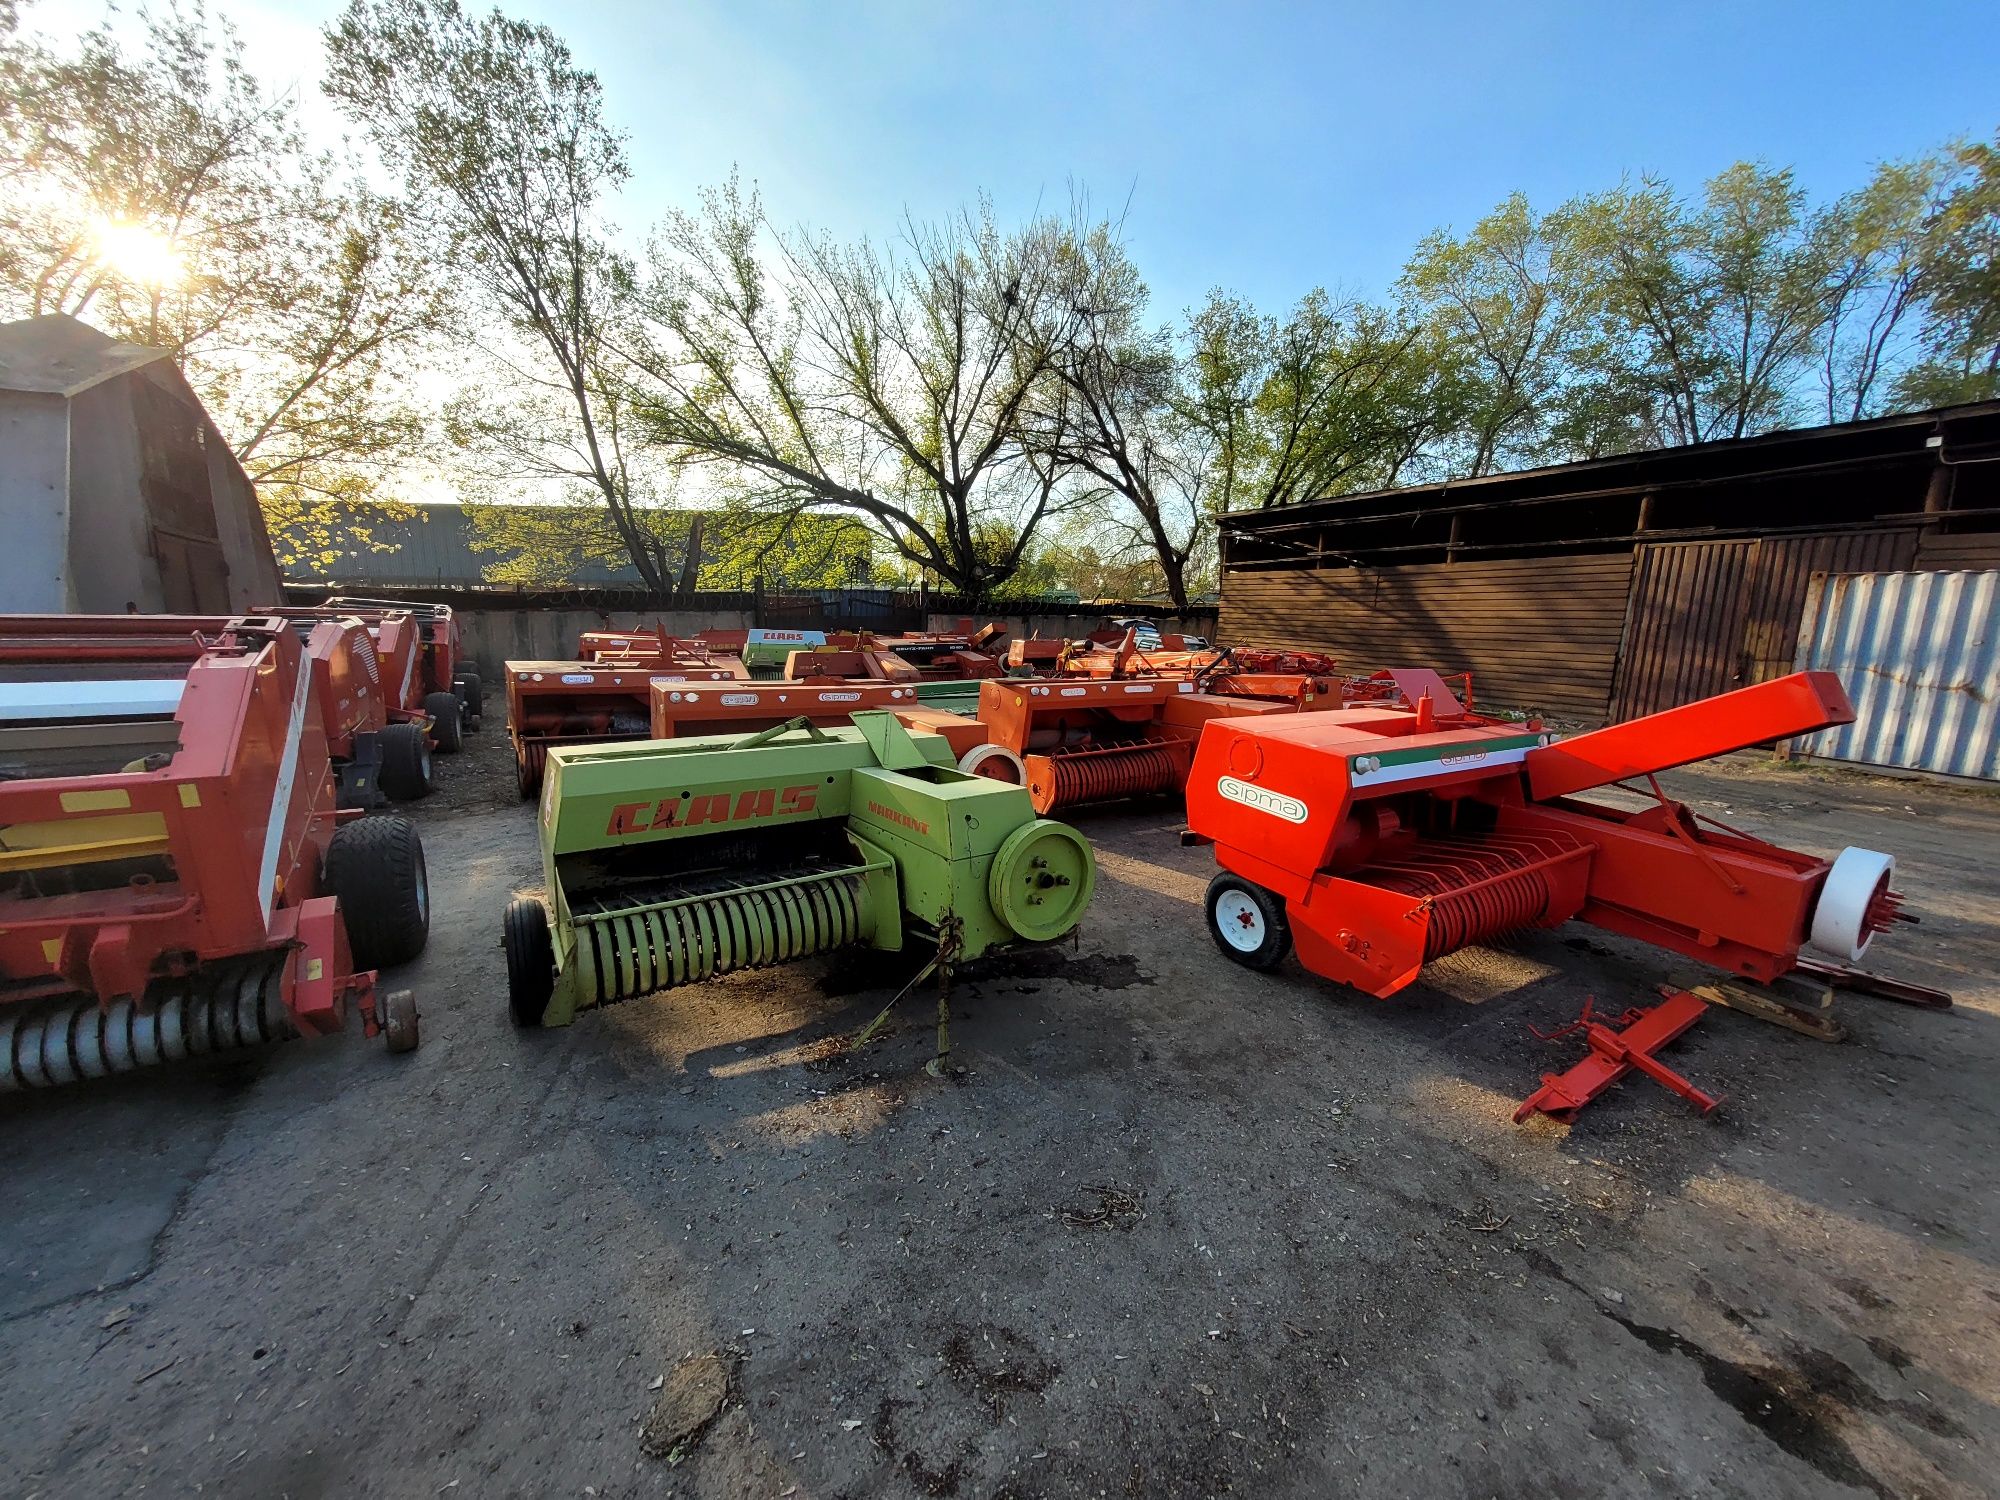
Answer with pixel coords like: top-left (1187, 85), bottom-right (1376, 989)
top-left (324, 815), bottom-right (430, 970)
top-left (515, 742), bottom-right (543, 800)
top-left (503, 898), bottom-right (555, 1027)
top-left (379, 722), bottom-right (433, 800)
top-left (1204, 871), bottom-right (1292, 971)
top-left (425, 691), bottom-right (464, 754)
top-left (382, 988), bottom-right (420, 1053)
top-left (453, 671), bottom-right (483, 725)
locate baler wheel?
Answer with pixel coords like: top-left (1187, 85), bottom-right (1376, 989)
top-left (382, 988), bottom-right (421, 1052)
top-left (325, 814), bottom-right (431, 969)
top-left (425, 691), bottom-right (465, 754)
top-left (454, 671), bottom-right (484, 727)
top-left (380, 722), bottom-right (434, 800)
top-left (515, 741), bottom-right (545, 799)
top-left (1205, 873), bottom-right (1292, 971)
top-left (503, 898), bottom-right (555, 1027)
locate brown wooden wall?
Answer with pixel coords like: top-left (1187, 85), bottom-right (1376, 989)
top-left (1916, 531), bottom-right (2000, 570)
top-left (1609, 529), bottom-right (1920, 720)
top-left (1218, 554), bottom-right (1636, 720)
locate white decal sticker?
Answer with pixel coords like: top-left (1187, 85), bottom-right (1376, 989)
top-left (817, 691), bottom-right (861, 702)
top-left (1217, 776), bottom-right (1308, 824)
top-left (1061, 687), bottom-right (1087, 697)
top-left (721, 692), bottom-right (757, 706)
top-left (561, 673), bottom-right (593, 684)
top-left (1122, 683), bottom-right (1154, 694)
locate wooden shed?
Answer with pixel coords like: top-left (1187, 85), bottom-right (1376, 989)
top-left (1219, 401), bottom-right (2000, 722)
top-left (0, 314), bottom-right (282, 614)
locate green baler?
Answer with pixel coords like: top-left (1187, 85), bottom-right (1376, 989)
top-left (502, 712), bottom-right (1095, 1028)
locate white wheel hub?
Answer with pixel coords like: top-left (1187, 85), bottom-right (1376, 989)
top-left (1809, 846), bottom-right (1894, 962)
top-left (958, 743), bottom-right (1027, 784)
top-left (1214, 888), bottom-right (1267, 952)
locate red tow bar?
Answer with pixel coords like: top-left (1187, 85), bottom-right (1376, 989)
top-left (1513, 991), bottom-right (1722, 1125)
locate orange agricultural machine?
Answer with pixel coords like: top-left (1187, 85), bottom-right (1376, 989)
top-left (970, 678), bottom-right (1300, 813)
top-left (1183, 671), bottom-right (1910, 997)
top-left (0, 614), bottom-right (427, 1089)
top-left (648, 679), bottom-right (985, 759)
top-left (507, 659), bottom-right (741, 797)
top-left (578, 625), bottom-right (747, 678)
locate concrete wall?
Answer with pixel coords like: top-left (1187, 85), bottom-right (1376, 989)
top-left (0, 390), bottom-right (71, 610)
top-left (456, 607), bottom-right (757, 672)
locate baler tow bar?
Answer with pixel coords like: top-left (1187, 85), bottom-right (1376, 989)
top-left (1513, 991), bottom-right (1723, 1124)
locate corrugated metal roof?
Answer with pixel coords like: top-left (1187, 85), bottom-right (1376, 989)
top-left (1795, 569), bottom-right (1998, 781)
top-left (1222, 398), bottom-right (2000, 535)
top-left (0, 314), bottom-right (164, 397)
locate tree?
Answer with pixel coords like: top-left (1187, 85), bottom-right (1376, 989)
top-left (1034, 227), bottom-right (1213, 609)
top-left (1400, 192), bottom-right (1585, 474)
top-left (1817, 153), bottom-right (1957, 421)
top-left (1550, 166), bottom-right (1841, 444)
top-left (0, 3), bottom-right (449, 514)
top-left (1182, 288), bottom-right (1445, 510)
top-left (463, 496), bottom-right (873, 589)
top-left (1891, 132), bottom-right (2000, 408)
top-left (627, 177), bottom-right (1089, 595)
top-left (324, 0), bottom-right (677, 593)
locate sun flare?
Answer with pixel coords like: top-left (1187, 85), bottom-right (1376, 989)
top-left (90, 218), bottom-right (186, 289)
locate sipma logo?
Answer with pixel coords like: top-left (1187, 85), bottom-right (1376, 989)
top-left (1216, 775), bottom-right (1308, 823)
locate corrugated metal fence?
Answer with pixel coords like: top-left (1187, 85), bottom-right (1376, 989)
top-left (1793, 570), bottom-right (1998, 781)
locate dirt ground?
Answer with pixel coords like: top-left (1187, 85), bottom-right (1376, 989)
top-left (3, 731), bottom-right (1997, 1500)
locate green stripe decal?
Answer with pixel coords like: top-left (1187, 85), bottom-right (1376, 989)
top-left (1354, 734), bottom-right (1543, 771)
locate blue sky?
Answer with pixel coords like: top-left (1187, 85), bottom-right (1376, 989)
top-left (41, 0), bottom-right (2000, 320)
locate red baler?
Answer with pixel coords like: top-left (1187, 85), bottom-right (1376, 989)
top-left (1184, 672), bottom-right (1905, 994)
top-left (0, 615), bottom-right (428, 1089)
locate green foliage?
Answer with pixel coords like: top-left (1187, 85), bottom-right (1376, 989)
top-left (464, 499), bottom-right (874, 590)
top-left (324, 0), bottom-right (667, 589)
top-left (1889, 133), bottom-right (2000, 407)
top-left (263, 495), bottom-right (427, 574)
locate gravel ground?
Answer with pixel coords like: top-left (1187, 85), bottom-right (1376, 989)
top-left (2, 735), bottom-right (1996, 1500)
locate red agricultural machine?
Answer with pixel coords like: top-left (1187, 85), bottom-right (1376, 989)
top-left (648, 679), bottom-right (986, 759)
top-left (507, 659), bottom-right (741, 797)
top-left (578, 625), bottom-right (747, 678)
top-left (0, 615), bottom-right (428, 1090)
top-left (262, 601), bottom-right (478, 792)
top-left (1184, 671), bottom-right (1907, 999)
top-left (321, 595), bottom-right (481, 727)
top-left (971, 678), bottom-right (1300, 814)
